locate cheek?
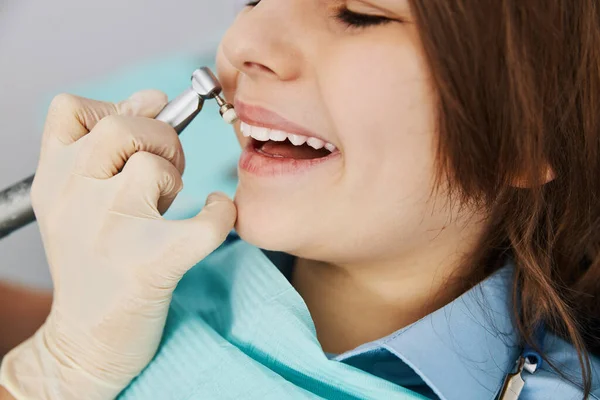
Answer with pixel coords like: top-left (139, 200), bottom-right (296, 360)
top-left (321, 37), bottom-right (438, 199)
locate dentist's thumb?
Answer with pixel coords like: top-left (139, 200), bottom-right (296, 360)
top-left (159, 192), bottom-right (237, 280)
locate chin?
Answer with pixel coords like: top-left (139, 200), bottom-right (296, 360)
top-left (233, 190), bottom-right (346, 264)
top-left (233, 187), bottom-right (302, 253)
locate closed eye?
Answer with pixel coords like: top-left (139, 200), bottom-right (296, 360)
top-left (335, 7), bottom-right (395, 28)
top-left (245, 1), bottom-right (396, 29)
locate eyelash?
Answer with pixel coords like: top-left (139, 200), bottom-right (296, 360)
top-left (335, 8), bottom-right (393, 28)
top-left (244, 1), bottom-right (394, 29)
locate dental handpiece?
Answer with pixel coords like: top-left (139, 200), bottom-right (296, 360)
top-left (0, 67), bottom-right (237, 240)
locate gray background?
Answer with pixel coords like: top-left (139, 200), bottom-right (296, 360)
top-left (0, 0), bottom-right (238, 288)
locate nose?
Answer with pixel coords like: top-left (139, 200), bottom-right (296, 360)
top-left (220, 2), bottom-right (303, 82)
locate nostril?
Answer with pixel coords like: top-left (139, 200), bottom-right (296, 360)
top-left (243, 61), bottom-right (276, 75)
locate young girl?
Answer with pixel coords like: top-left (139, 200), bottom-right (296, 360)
top-left (1, 1), bottom-right (599, 399)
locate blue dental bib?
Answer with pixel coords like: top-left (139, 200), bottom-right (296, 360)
top-left (117, 238), bottom-right (427, 400)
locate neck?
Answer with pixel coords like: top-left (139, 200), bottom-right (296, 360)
top-left (291, 225), bottom-right (483, 354)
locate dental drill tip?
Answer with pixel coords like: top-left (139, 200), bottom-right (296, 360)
top-left (214, 94), bottom-right (226, 107)
top-left (222, 108), bottom-right (239, 124)
top-left (215, 94), bottom-right (238, 124)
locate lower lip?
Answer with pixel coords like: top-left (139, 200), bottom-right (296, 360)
top-left (238, 140), bottom-right (342, 177)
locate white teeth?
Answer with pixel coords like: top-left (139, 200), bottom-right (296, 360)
top-left (240, 122), bottom-right (251, 137)
top-left (252, 126), bottom-right (271, 141)
top-left (241, 122), bottom-right (337, 153)
top-left (269, 129), bottom-right (288, 142)
top-left (289, 134), bottom-right (308, 146)
top-left (306, 137), bottom-right (325, 150)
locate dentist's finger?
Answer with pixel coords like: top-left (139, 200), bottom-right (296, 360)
top-left (157, 193), bottom-right (237, 279)
top-left (110, 151), bottom-right (184, 218)
top-left (40, 90), bottom-right (168, 162)
top-left (72, 116), bottom-right (185, 180)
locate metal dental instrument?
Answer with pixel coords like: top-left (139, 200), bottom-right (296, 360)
top-left (0, 66), bottom-right (237, 240)
top-left (159, 67), bottom-right (238, 132)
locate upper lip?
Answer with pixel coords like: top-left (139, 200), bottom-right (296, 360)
top-left (234, 99), bottom-right (332, 144)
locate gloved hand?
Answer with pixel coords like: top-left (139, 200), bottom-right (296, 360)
top-left (0, 90), bottom-right (237, 400)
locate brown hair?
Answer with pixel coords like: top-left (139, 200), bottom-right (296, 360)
top-left (409, 0), bottom-right (600, 397)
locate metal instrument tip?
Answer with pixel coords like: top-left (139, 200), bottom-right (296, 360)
top-left (215, 94), bottom-right (238, 124)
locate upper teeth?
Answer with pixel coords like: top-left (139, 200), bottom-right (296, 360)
top-left (240, 122), bottom-right (337, 152)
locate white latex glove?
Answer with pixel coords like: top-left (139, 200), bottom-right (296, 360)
top-left (0, 90), bottom-right (237, 400)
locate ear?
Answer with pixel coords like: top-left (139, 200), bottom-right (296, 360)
top-left (510, 165), bottom-right (556, 188)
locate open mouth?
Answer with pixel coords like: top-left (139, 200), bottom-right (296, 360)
top-left (242, 122), bottom-right (339, 160)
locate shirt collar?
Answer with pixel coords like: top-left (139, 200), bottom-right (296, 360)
top-left (335, 264), bottom-right (521, 400)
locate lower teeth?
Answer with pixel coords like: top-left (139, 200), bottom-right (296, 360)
top-left (257, 147), bottom-right (285, 158)
top-left (255, 139), bottom-right (332, 160)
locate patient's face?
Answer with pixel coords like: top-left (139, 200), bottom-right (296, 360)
top-left (216, 0), bottom-right (467, 265)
